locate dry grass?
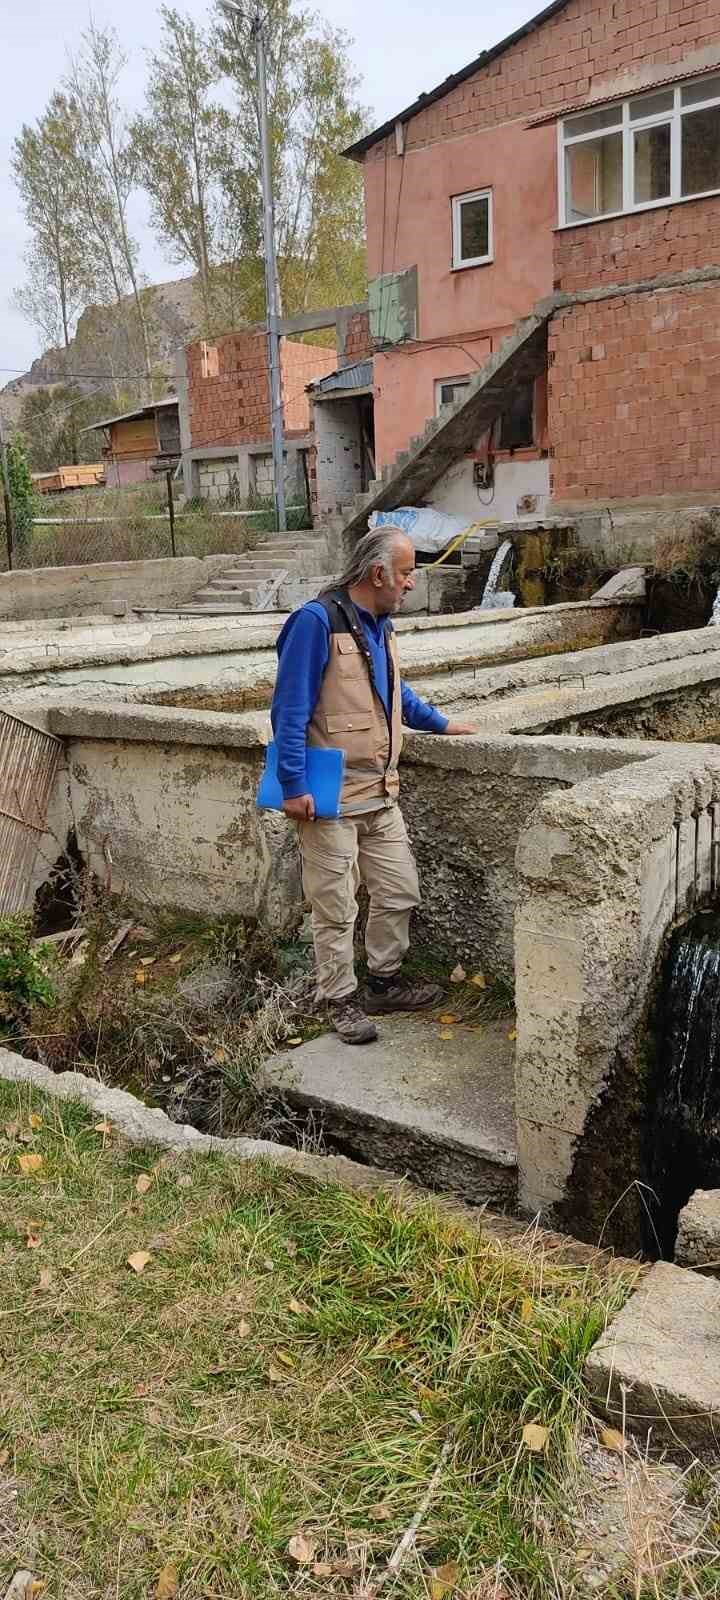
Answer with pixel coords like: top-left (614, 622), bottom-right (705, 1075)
top-left (0, 1084), bottom-right (717, 1599)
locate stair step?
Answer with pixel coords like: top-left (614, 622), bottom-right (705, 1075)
top-left (262, 1012), bottom-right (517, 1206)
top-left (193, 586), bottom-right (259, 602)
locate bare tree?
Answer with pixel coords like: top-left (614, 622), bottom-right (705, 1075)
top-left (66, 23), bottom-right (155, 399)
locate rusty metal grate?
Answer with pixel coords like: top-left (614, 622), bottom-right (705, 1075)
top-left (0, 710), bottom-right (61, 917)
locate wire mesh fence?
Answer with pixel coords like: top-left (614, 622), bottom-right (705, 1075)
top-left (1, 460), bottom-right (312, 572)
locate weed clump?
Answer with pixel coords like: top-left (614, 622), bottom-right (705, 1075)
top-left (0, 914), bottom-right (56, 1038)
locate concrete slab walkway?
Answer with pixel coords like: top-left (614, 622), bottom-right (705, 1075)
top-left (262, 1013), bottom-right (517, 1206)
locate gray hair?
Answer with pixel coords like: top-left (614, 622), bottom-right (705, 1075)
top-left (337, 524), bottom-right (411, 589)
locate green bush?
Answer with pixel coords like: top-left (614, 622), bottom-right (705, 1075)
top-left (0, 914), bottom-right (55, 1030)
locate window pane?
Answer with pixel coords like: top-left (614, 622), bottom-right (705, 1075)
top-left (565, 132), bottom-right (623, 222)
top-left (682, 75), bottom-right (720, 107)
top-left (634, 122), bottom-right (671, 203)
top-left (564, 105), bottom-right (622, 138)
top-left (459, 197), bottom-right (489, 261)
top-left (682, 104), bottom-right (720, 195)
top-left (438, 380), bottom-right (469, 411)
top-left (630, 88), bottom-right (674, 120)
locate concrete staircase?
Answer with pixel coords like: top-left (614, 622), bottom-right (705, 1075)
top-left (180, 536), bottom-right (329, 614)
top-left (315, 295), bottom-right (561, 557)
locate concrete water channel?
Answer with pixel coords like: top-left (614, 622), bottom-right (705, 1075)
top-left (6, 585), bottom-right (720, 1444)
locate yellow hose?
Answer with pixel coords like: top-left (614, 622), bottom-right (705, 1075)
top-left (428, 518), bottom-right (500, 567)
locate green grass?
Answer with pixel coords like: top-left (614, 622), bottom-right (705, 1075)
top-left (0, 1081), bottom-right (648, 1599)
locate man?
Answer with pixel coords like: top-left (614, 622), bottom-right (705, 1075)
top-left (271, 525), bottom-right (475, 1045)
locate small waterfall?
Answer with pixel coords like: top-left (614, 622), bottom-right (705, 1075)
top-left (480, 538), bottom-right (515, 610)
top-left (710, 587), bottom-right (720, 626)
top-left (647, 912), bottom-right (720, 1256)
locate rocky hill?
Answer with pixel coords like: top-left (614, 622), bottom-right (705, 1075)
top-left (1, 273), bottom-right (203, 427)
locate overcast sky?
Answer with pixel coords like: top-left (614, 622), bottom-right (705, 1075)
top-left (1, 0), bottom-right (541, 376)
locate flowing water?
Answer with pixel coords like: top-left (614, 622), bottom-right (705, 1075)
top-left (480, 538), bottom-right (515, 610)
top-left (648, 910), bottom-right (720, 1255)
top-left (709, 586), bottom-right (720, 626)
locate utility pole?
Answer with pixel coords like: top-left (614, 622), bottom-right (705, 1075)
top-left (219, 0), bottom-right (287, 532)
top-left (0, 411), bottom-right (14, 572)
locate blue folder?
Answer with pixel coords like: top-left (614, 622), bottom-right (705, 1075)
top-left (256, 741), bottom-right (345, 819)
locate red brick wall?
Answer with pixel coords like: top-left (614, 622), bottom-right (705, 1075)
top-left (364, 0), bottom-right (720, 162)
top-left (187, 332), bottom-right (337, 448)
top-left (341, 309), bottom-right (373, 364)
top-left (187, 332), bottom-right (270, 448)
top-left (549, 282), bottom-right (720, 500)
top-left (281, 340), bottom-right (336, 432)
top-left (555, 196), bottom-right (720, 293)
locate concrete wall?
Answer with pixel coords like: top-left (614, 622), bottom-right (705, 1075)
top-left (313, 398), bottom-right (364, 516)
top-left (515, 746), bottom-right (720, 1250)
top-left (0, 555), bottom-right (235, 623)
top-left (45, 704), bottom-right (301, 931)
top-left (429, 455), bottom-right (550, 525)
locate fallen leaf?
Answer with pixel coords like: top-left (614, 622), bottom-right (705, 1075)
top-left (127, 1251), bottom-right (152, 1275)
top-left (38, 1270), bottom-right (53, 1290)
top-left (134, 968), bottom-right (146, 986)
top-left (28, 1114), bottom-right (42, 1131)
top-left (449, 964), bottom-right (466, 984)
top-left (329, 1559), bottom-right (357, 1578)
top-left (28, 1585), bottom-right (46, 1598)
top-left (438, 1013), bottom-right (458, 1025)
top-left (471, 973), bottom-right (486, 989)
top-left (576, 1547), bottom-right (593, 1561)
top-left (212, 1046), bottom-right (227, 1064)
top-left (312, 1561), bottom-right (333, 1578)
top-left (286, 1037), bottom-right (303, 1047)
top-left (288, 1298), bottom-right (309, 1315)
top-left (25, 1234), bottom-right (42, 1251)
top-left (140, 956), bottom-right (156, 967)
top-left (274, 1349), bottom-right (295, 1367)
top-left (285, 1240), bottom-right (298, 1257)
top-left (600, 1426), bottom-right (627, 1454)
top-left (155, 1562), bottom-right (178, 1598)
top-left (439, 1030), bottom-right (454, 1041)
top-left (288, 1532), bottom-right (316, 1565)
top-left (522, 1422), bottom-right (549, 1453)
top-left (176, 1173), bottom-right (192, 1189)
top-left (135, 1174), bottom-right (153, 1196)
top-left (93, 1120), bottom-right (113, 1135)
top-left (236, 1318), bottom-right (251, 1338)
top-left (4, 1122), bottom-right (20, 1139)
top-left (369, 1502), bottom-right (392, 1522)
top-left (507, 1027), bottom-right (517, 1042)
top-left (17, 1154), bottom-right (43, 1177)
top-left (261, 1256), bottom-right (274, 1271)
top-left (431, 1561), bottom-right (460, 1598)
top-left (268, 1363), bottom-right (288, 1383)
top-left (0, 1447), bottom-right (9, 1466)
top-left (168, 951), bottom-right (183, 964)
top-left (520, 1298), bottom-right (534, 1324)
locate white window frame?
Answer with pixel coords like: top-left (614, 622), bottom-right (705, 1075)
top-left (451, 188), bottom-right (494, 268)
top-left (558, 74), bottom-right (720, 228)
top-left (435, 375), bottom-right (471, 414)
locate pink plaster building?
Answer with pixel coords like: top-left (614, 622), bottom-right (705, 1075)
top-left (345, 0), bottom-right (720, 521)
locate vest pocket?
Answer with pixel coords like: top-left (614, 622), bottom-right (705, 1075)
top-left (324, 714), bottom-right (373, 735)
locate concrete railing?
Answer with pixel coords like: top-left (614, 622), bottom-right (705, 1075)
top-left (514, 746), bottom-right (720, 1244)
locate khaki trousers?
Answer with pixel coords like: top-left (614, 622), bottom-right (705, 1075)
top-left (298, 804), bottom-right (420, 1002)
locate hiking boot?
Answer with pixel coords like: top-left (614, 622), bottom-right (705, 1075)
top-left (327, 996), bottom-right (378, 1045)
top-left (364, 973), bottom-right (444, 1015)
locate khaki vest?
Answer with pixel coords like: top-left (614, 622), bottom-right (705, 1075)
top-left (307, 597), bottom-right (403, 815)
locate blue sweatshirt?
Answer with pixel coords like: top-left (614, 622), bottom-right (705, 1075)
top-left (271, 599), bottom-right (449, 799)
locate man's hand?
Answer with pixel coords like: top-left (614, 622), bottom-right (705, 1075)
top-left (443, 720), bottom-right (478, 736)
top-left (282, 794), bottom-right (316, 821)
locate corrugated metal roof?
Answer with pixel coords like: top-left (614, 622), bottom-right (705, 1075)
top-left (309, 360), bottom-right (373, 395)
top-left (343, 0), bottom-right (571, 159)
top-left (527, 52), bottom-right (720, 126)
top-left (79, 395), bottom-right (178, 434)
